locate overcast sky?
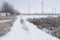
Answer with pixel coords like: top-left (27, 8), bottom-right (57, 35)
top-left (0, 0), bottom-right (60, 13)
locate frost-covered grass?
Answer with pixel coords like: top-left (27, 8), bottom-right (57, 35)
top-left (0, 16), bottom-right (16, 37)
top-left (27, 16), bottom-right (60, 39)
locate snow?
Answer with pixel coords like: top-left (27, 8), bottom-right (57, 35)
top-left (0, 20), bottom-right (12, 22)
top-left (0, 15), bottom-right (59, 40)
top-left (21, 15), bottom-right (59, 19)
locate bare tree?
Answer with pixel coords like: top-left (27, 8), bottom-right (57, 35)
top-left (1, 2), bottom-right (20, 16)
top-left (1, 2), bottom-right (13, 16)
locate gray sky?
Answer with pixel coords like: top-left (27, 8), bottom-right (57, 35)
top-left (0, 0), bottom-right (60, 13)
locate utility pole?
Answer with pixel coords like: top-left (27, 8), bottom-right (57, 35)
top-left (28, 5), bottom-right (30, 14)
top-left (52, 8), bottom-right (56, 14)
top-left (52, 8), bottom-right (53, 13)
top-left (28, 0), bottom-right (30, 14)
top-left (55, 8), bottom-right (56, 14)
top-left (41, 0), bottom-right (44, 14)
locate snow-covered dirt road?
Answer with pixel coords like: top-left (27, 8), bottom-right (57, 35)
top-left (1, 16), bottom-right (59, 40)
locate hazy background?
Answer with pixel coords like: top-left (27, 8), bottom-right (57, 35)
top-left (0, 0), bottom-right (60, 14)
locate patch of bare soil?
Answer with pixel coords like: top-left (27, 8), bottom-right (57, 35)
top-left (27, 16), bottom-right (60, 39)
top-left (0, 16), bottom-right (16, 20)
top-left (0, 16), bottom-right (17, 37)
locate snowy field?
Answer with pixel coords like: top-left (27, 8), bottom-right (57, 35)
top-left (0, 15), bottom-right (60, 40)
top-left (21, 15), bottom-right (59, 20)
